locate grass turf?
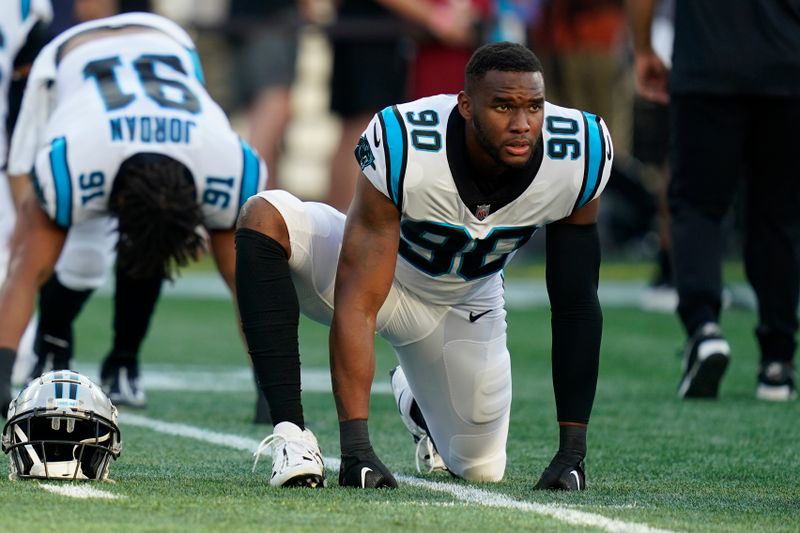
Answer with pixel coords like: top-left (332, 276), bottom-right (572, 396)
top-left (1, 287), bottom-right (798, 532)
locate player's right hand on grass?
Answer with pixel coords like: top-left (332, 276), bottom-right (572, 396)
top-left (339, 451), bottom-right (398, 488)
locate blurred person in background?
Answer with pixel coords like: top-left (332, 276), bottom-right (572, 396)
top-left (227, 0), bottom-right (311, 192)
top-left (631, 0), bottom-right (675, 312)
top-left (325, 0), bottom-right (476, 212)
top-left (631, 0), bottom-right (800, 401)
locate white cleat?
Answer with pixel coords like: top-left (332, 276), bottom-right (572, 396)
top-left (253, 421), bottom-right (325, 487)
top-left (390, 366), bottom-right (447, 474)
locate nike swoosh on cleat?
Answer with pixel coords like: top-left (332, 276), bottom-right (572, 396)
top-left (360, 466), bottom-right (373, 488)
top-left (569, 469), bottom-right (581, 489)
top-left (469, 310), bottom-right (491, 322)
top-left (373, 123), bottom-right (381, 147)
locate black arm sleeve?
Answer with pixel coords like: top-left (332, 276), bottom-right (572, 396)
top-left (545, 222), bottom-right (602, 424)
top-left (6, 21), bottom-right (50, 139)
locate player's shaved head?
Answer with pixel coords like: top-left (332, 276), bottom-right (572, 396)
top-left (465, 42), bottom-right (543, 95)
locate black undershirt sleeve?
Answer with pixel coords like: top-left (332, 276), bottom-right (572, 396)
top-left (545, 222), bottom-right (602, 425)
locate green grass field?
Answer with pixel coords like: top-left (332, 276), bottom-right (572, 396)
top-left (1, 268), bottom-right (798, 532)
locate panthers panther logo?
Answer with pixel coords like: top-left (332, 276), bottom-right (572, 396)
top-left (355, 134), bottom-right (376, 171)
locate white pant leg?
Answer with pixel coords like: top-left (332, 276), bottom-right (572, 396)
top-left (55, 215), bottom-right (118, 290)
top-left (387, 303), bottom-right (512, 482)
top-left (259, 190), bottom-right (511, 481)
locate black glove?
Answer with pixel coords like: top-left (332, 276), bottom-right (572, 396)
top-left (533, 452), bottom-right (585, 491)
top-left (338, 419), bottom-right (397, 488)
top-left (339, 451), bottom-right (398, 488)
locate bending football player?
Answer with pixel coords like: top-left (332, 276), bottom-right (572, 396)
top-left (0, 13), bottom-right (268, 417)
top-left (236, 42), bottom-right (611, 489)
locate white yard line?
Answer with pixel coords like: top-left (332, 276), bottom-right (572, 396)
top-left (120, 413), bottom-right (673, 533)
top-left (398, 476), bottom-right (672, 533)
top-left (65, 364), bottom-right (391, 395)
top-left (39, 483), bottom-right (121, 500)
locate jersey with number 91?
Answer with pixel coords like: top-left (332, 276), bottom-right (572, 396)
top-left (8, 12), bottom-right (267, 230)
top-left (358, 95), bottom-right (612, 307)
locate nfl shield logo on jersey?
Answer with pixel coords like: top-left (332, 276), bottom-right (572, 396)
top-left (475, 204), bottom-right (491, 221)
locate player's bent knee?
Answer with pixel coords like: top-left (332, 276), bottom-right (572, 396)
top-left (450, 454), bottom-right (506, 482)
top-left (237, 196), bottom-right (290, 253)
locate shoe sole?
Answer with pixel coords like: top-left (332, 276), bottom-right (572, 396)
top-left (679, 352), bottom-right (729, 399)
top-left (756, 384), bottom-right (798, 402)
top-left (275, 473), bottom-right (325, 488)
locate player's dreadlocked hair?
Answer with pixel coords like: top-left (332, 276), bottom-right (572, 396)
top-left (109, 153), bottom-right (204, 281)
top-left (465, 41), bottom-right (543, 95)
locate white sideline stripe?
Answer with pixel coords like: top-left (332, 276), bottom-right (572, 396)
top-left (67, 364), bottom-right (392, 395)
top-left (397, 476), bottom-right (672, 533)
top-left (120, 414), bottom-right (672, 533)
top-left (39, 483), bottom-right (121, 500)
top-left (121, 413), bottom-right (262, 452)
top-left (95, 274), bottom-right (758, 310)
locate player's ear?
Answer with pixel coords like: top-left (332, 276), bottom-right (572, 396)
top-left (457, 91), bottom-right (472, 120)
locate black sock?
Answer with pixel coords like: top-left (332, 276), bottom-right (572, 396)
top-left (34, 275), bottom-right (93, 370)
top-left (101, 263), bottom-right (164, 378)
top-left (557, 424), bottom-right (587, 463)
top-left (235, 228), bottom-right (304, 429)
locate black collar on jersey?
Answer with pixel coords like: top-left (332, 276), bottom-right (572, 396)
top-left (446, 106), bottom-right (544, 220)
top-left (55, 24), bottom-right (168, 65)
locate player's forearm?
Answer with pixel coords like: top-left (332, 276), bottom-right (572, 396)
top-left (626, 0), bottom-right (657, 52)
top-left (0, 257), bottom-right (44, 351)
top-left (546, 223), bottom-right (602, 424)
top-left (330, 310), bottom-right (378, 422)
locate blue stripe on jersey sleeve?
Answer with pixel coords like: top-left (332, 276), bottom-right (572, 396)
top-left (187, 48), bottom-right (205, 84)
top-left (238, 139), bottom-right (260, 209)
top-left (21, 0), bottom-right (30, 20)
top-left (380, 106), bottom-right (406, 207)
top-left (577, 112), bottom-right (602, 209)
top-left (49, 137), bottom-right (72, 227)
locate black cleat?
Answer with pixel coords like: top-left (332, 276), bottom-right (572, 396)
top-left (756, 360), bottom-right (797, 401)
top-left (101, 366), bottom-right (147, 408)
top-left (678, 323), bottom-right (730, 399)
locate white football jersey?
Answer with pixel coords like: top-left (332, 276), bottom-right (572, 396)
top-left (359, 95), bottom-right (612, 306)
top-left (0, 0), bottom-right (52, 170)
top-left (8, 12), bottom-right (267, 229)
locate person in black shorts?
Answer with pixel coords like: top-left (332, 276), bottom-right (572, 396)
top-left (326, 1), bottom-right (409, 212)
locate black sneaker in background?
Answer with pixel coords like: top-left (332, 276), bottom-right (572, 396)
top-left (102, 366), bottom-right (147, 408)
top-left (756, 361), bottom-right (797, 402)
top-left (678, 322), bottom-right (730, 399)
